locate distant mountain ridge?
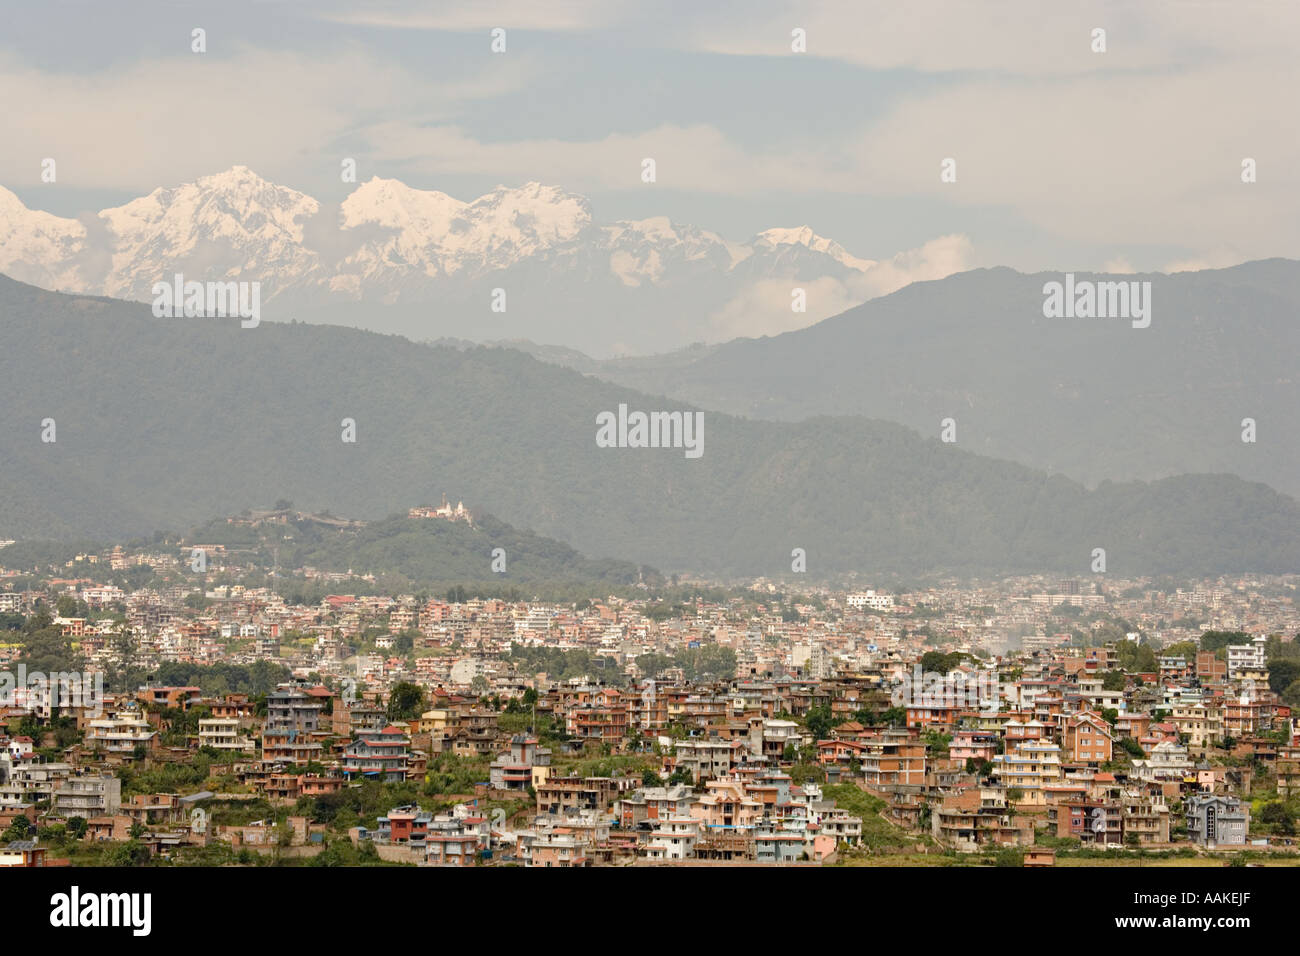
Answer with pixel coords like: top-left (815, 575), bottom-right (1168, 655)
top-left (0, 167), bottom-right (966, 354)
top-left (0, 275), bottom-right (1298, 578)
top-left (546, 259), bottom-right (1300, 499)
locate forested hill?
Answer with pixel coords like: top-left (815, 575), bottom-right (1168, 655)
top-left (1, 274), bottom-right (1298, 577)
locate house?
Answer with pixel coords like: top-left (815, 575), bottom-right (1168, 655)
top-left (1226, 636), bottom-right (1267, 679)
top-left (426, 830), bottom-right (480, 866)
top-left (1122, 793), bottom-right (1171, 844)
top-left (527, 833), bottom-right (588, 867)
top-left (619, 784), bottom-right (695, 829)
top-left (816, 738), bottom-right (869, 770)
top-left (122, 793), bottom-right (182, 827)
top-left (859, 730), bottom-right (926, 787)
top-left (992, 740), bottom-right (1063, 805)
top-left (376, 805), bottom-right (433, 844)
top-left (0, 761), bottom-right (73, 809)
top-left (565, 689), bottom-right (629, 741)
top-left (1113, 712), bottom-right (1151, 741)
top-left (1195, 652), bottom-right (1227, 682)
top-left (748, 717), bottom-right (804, 760)
top-left (1057, 800), bottom-right (1123, 845)
top-left (1131, 740), bottom-right (1195, 783)
top-left (342, 726), bottom-right (411, 781)
top-left (674, 738), bottom-right (743, 781)
top-left (265, 688), bottom-right (323, 734)
top-left (1063, 712), bottom-right (1114, 765)
top-left (753, 822), bottom-right (806, 863)
top-left (693, 777), bottom-right (764, 830)
top-left (135, 685), bottom-right (202, 710)
top-left (931, 788), bottom-right (1031, 851)
top-left (85, 815), bottom-right (132, 842)
top-left (950, 730), bottom-right (999, 765)
top-left (198, 717), bottom-right (251, 752)
top-left (52, 774), bottom-right (122, 818)
top-left (1186, 793), bottom-right (1249, 847)
top-left (535, 775), bottom-right (631, 816)
top-left (1170, 700), bottom-right (1223, 753)
top-left (488, 736), bottom-right (551, 791)
top-left (1276, 750), bottom-right (1300, 799)
top-left (85, 708), bottom-right (157, 757)
top-left (640, 816), bottom-right (701, 861)
top-left (0, 840), bottom-right (52, 867)
top-left (261, 730), bottom-right (323, 765)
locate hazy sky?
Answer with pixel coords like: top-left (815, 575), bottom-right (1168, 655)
top-left (2, 0), bottom-right (1295, 274)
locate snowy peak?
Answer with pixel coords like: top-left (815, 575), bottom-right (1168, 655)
top-left (0, 184), bottom-right (85, 242)
top-left (98, 166), bottom-right (322, 300)
top-left (337, 178), bottom-right (594, 286)
top-left (464, 181), bottom-right (593, 252)
top-left (341, 177), bottom-right (467, 231)
top-left (755, 225), bottom-right (876, 272)
top-left (102, 165), bottom-right (319, 236)
top-left (604, 215), bottom-right (744, 286)
top-left (0, 185), bottom-right (87, 291)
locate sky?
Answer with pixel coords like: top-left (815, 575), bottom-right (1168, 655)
top-left (1, 0), bottom-right (1296, 276)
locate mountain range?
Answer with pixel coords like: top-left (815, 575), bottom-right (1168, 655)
top-left (0, 274), bottom-right (1297, 579)
top-left (513, 259), bottom-right (1300, 499)
top-left (0, 167), bottom-right (963, 355)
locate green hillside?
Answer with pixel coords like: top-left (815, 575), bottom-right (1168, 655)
top-left (574, 260), bottom-right (1300, 497)
top-left (189, 509), bottom-right (658, 593)
top-left (0, 275), bottom-right (1297, 577)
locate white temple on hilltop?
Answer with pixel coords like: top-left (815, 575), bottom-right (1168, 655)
top-left (408, 493), bottom-right (473, 524)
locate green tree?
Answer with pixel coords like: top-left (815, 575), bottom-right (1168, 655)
top-left (386, 681), bottom-right (426, 722)
top-left (1100, 670), bottom-right (1126, 691)
top-left (1268, 659), bottom-right (1300, 695)
top-left (805, 704), bottom-right (834, 740)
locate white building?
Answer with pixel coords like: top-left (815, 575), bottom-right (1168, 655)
top-left (847, 591), bottom-right (893, 611)
top-left (199, 718), bottom-right (251, 752)
top-left (640, 816), bottom-right (701, 861)
top-left (1227, 635), bottom-right (1268, 679)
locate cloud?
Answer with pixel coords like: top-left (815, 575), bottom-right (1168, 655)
top-left (708, 233), bottom-right (974, 339)
top-left (315, 0), bottom-right (626, 33)
top-left (356, 121), bottom-right (825, 195)
top-left (838, 62), bottom-right (1299, 260)
top-left (0, 48), bottom-right (538, 193)
top-left (0, 0), bottom-right (1295, 270)
top-left (1163, 248), bottom-right (1249, 273)
top-left (309, 0), bottom-right (1300, 80)
top-left (682, 0), bottom-right (1300, 75)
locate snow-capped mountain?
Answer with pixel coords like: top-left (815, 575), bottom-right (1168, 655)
top-left (99, 166), bottom-right (323, 301)
top-left (0, 185), bottom-right (88, 291)
top-left (753, 226), bottom-right (876, 273)
top-left (0, 167), bottom-right (967, 354)
top-left (332, 178), bottom-right (596, 298)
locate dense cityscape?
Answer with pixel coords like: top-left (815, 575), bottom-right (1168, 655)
top-left (4, 503), bottom-right (1300, 870)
